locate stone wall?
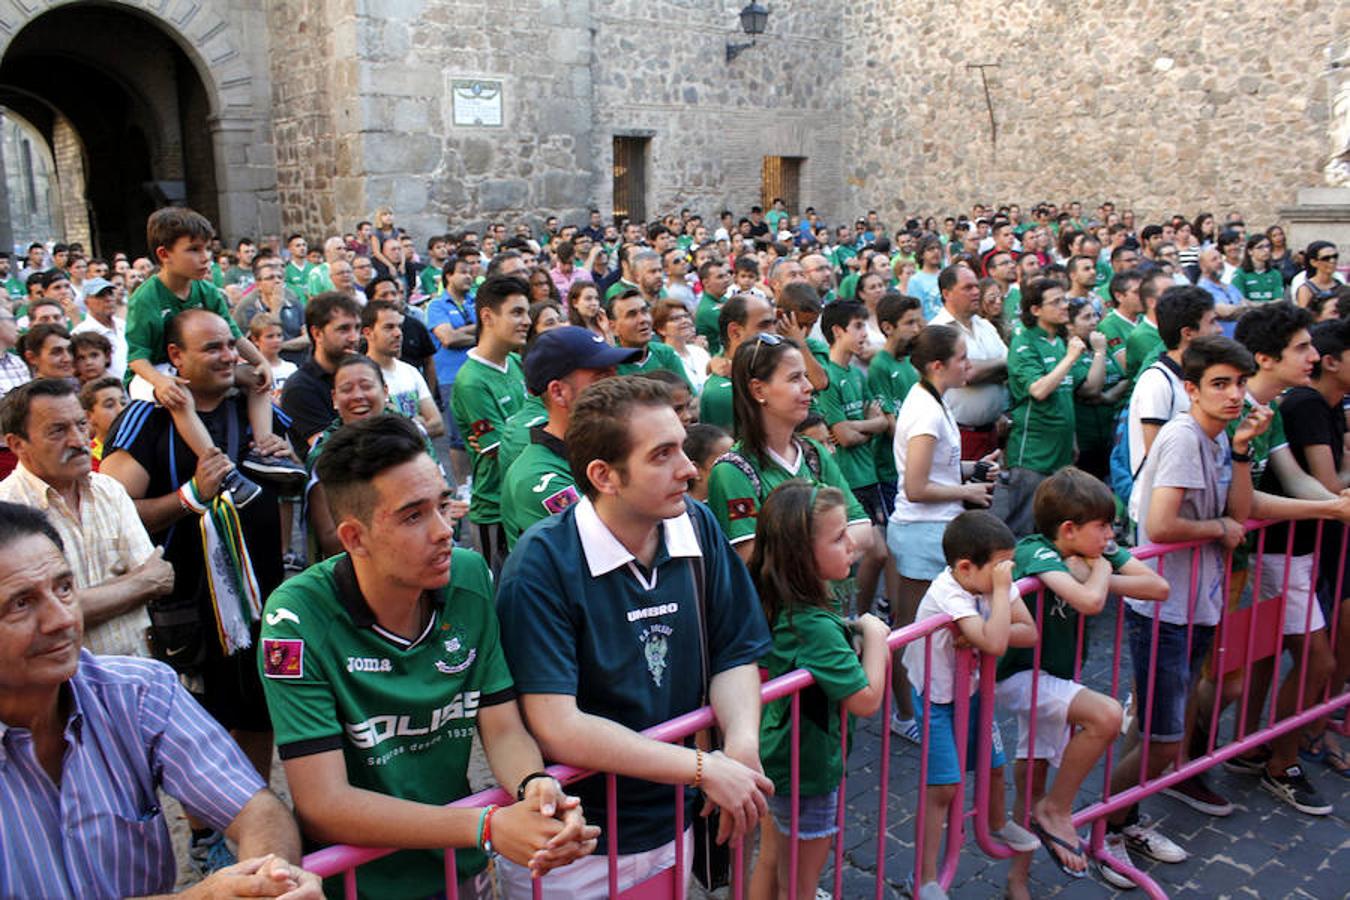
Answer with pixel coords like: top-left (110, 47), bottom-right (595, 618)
top-left (841, 0), bottom-right (1350, 229)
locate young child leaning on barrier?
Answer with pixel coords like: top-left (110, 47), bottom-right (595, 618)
top-left (749, 481), bottom-right (891, 900)
top-left (996, 467), bottom-right (1167, 898)
top-left (902, 510), bottom-right (1040, 900)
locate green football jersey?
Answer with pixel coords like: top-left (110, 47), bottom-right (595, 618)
top-left (305, 263), bottom-right (334, 298)
top-left (1096, 309), bottom-right (1137, 358)
top-left (450, 352), bottom-right (526, 524)
top-left (867, 349), bottom-right (918, 486)
top-left (285, 260), bottom-right (314, 299)
top-left (1006, 325), bottom-right (1076, 474)
top-left (124, 276), bottom-right (241, 377)
top-left (694, 292), bottom-right (725, 356)
top-left (816, 358), bottom-right (878, 489)
top-left (699, 374), bottom-right (734, 431)
top-left (259, 551), bottom-right (514, 897)
top-left (1124, 319), bottom-right (1164, 384)
top-left (418, 264), bottom-right (444, 298)
top-left (501, 428), bottom-right (579, 549)
top-left (618, 340), bottom-right (693, 389)
top-left (1232, 268), bottom-right (1284, 304)
top-left (497, 393), bottom-right (547, 476)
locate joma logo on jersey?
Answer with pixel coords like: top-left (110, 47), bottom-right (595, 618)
top-left (347, 656), bottom-right (393, 673)
top-left (345, 691), bottom-right (482, 749)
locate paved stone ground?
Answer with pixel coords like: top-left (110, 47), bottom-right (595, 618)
top-left (795, 596), bottom-right (1350, 900)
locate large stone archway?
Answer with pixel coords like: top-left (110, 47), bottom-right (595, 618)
top-left (0, 0), bottom-right (277, 253)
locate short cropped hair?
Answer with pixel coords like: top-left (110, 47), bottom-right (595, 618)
top-left (315, 414), bottom-right (428, 523)
top-left (146, 207), bottom-right (214, 255)
top-left (942, 510), bottom-right (1016, 568)
top-left (79, 376), bottom-right (124, 411)
top-left (1, 377), bottom-right (78, 439)
top-left (69, 331), bottom-right (112, 359)
top-left (1181, 335), bottom-right (1255, 384)
top-left (1033, 467), bottom-right (1117, 538)
top-left (475, 275), bottom-right (530, 316)
top-left (821, 300), bottom-right (867, 346)
top-left (0, 499), bottom-right (64, 554)
top-left (1157, 286), bottom-right (1215, 350)
top-left (565, 376), bottom-right (674, 499)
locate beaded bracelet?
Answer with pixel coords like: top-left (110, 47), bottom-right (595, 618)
top-left (693, 748), bottom-right (704, 789)
top-left (476, 804), bottom-right (495, 852)
top-left (482, 804), bottom-right (498, 855)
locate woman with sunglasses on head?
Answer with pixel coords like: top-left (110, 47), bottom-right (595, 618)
top-left (1232, 233), bottom-right (1285, 305)
top-left (1295, 241), bottom-right (1343, 310)
top-left (706, 332), bottom-right (875, 567)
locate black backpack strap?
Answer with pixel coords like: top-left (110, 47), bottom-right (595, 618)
top-left (714, 449), bottom-right (763, 498)
top-left (800, 438), bottom-right (823, 481)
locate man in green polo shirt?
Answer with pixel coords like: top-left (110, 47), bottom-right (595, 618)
top-left (501, 326), bottom-right (637, 548)
top-left (259, 415), bottom-right (598, 899)
top-left (418, 234), bottom-right (451, 299)
top-left (1124, 272), bottom-right (1172, 383)
top-left (283, 234), bottom-right (314, 301)
top-left (1097, 271), bottom-right (1143, 368)
top-left (610, 290), bottom-right (693, 389)
top-left (496, 376), bottom-right (772, 896)
top-left (694, 259), bottom-right (732, 355)
top-left (699, 293), bottom-right (779, 431)
top-left (449, 275), bottom-right (530, 572)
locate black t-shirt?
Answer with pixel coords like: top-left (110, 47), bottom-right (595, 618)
top-left (1265, 386), bottom-right (1345, 555)
top-left (400, 314), bottom-right (436, 366)
top-left (280, 358), bottom-right (337, 449)
top-left (103, 397), bottom-right (284, 660)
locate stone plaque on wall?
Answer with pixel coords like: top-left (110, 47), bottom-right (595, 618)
top-left (451, 79), bottom-right (504, 128)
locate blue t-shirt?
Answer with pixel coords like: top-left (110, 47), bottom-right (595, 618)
top-left (496, 497), bottom-right (771, 854)
top-left (908, 270), bottom-right (942, 321)
top-left (425, 294), bottom-right (476, 385)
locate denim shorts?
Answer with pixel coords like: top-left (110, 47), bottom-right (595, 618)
top-left (913, 687), bottom-right (1006, 786)
top-left (768, 789), bottom-right (839, 839)
top-left (1125, 608), bottom-right (1215, 743)
top-left (887, 520), bottom-right (948, 581)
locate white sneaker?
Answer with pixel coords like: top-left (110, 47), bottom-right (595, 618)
top-left (1121, 816), bottom-right (1188, 863)
top-left (890, 712), bottom-right (922, 744)
top-left (1098, 832), bottom-right (1138, 890)
top-left (992, 820), bottom-right (1041, 853)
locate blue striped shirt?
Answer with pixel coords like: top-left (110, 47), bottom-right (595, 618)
top-left (0, 651), bottom-right (264, 898)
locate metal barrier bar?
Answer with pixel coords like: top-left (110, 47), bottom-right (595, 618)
top-left (305, 518), bottom-right (1349, 899)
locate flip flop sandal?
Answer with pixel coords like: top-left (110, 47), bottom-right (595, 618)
top-left (1299, 731), bottom-right (1328, 763)
top-left (1030, 820), bottom-right (1087, 879)
top-left (1322, 741), bottom-right (1350, 778)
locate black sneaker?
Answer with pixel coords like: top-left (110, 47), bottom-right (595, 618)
top-left (220, 468), bottom-right (262, 507)
top-left (1261, 765), bottom-right (1333, 816)
top-left (241, 449), bottom-right (307, 487)
top-left (1223, 744), bottom-right (1272, 776)
top-left (1161, 773), bottom-right (1234, 816)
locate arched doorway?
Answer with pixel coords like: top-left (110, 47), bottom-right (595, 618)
top-left (0, 3), bottom-right (220, 256)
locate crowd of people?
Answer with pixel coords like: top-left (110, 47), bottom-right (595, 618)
top-left (0, 196), bottom-right (1348, 900)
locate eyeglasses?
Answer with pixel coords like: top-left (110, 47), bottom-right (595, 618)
top-left (747, 331), bottom-right (785, 370)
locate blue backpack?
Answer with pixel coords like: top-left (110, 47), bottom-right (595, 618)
top-left (1107, 363), bottom-right (1179, 504)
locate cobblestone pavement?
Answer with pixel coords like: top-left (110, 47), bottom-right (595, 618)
top-left (785, 596), bottom-right (1350, 900)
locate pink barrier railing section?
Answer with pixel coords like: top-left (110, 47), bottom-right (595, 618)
top-left (304, 518), bottom-right (1350, 899)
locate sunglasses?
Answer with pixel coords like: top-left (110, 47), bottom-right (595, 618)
top-left (1317, 254), bottom-right (1339, 262)
top-left (747, 331), bottom-right (785, 370)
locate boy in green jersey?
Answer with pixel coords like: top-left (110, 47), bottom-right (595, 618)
top-left (693, 258), bottom-right (732, 355)
top-left (819, 300), bottom-right (892, 611)
top-left (449, 275), bottom-right (530, 571)
top-left (260, 415), bottom-right (598, 898)
top-left (124, 207), bottom-right (304, 506)
top-left (282, 234), bottom-right (313, 300)
top-left (867, 293), bottom-right (923, 510)
top-left (997, 469), bottom-right (1166, 892)
top-left (1097, 271), bottom-right (1144, 369)
top-left (698, 293), bottom-right (779, 431)
top-left (501, 326), bottom-right (637, 548)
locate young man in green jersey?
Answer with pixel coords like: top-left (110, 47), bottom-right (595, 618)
top-left (259, 415), bottom-right (599, 898)
top-left (867, 292), bottom-right (923, 509)
top-left (501, 326), bottom-right (637, 548)
top-left (496, 376), bottom-right (772, 897)
top-left (609, 288), bottom-right (693, 388)
top-left (698, 292), bottom-right (778, 431)
top-left (417, 234), bottom-right (451, 299)
top-left (693, 258), bottom-right (732, 355)
top-left (819, 300), bottom-right (892, 612)
top-left (282, 234), bottom-right (313, 300)
top-left (1097, 271), bottom-right (1144, 369)
top-left (449, 275), bottom-right (530, 572)
top-left (1124, 271), bottom-right (1172, 383)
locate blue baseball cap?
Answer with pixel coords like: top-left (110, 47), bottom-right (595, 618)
top-left (524, 326), bottom-right (641, 395)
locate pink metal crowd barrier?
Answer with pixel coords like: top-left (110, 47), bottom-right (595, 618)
top-left (304, 518), bottom-right (1350, 899)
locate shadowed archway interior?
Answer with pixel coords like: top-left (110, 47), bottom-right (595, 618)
top-left (0, 3), bottom-right (218, 256)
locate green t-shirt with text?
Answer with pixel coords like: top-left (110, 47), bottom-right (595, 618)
top-left (501, 429), bottom-right (579, 549)
top-left (497, 393), bottom-right (547, 476)
top-left (1007, 326), bottom-right (1076, 474)
top-left (449, 352), bottom-right (526, 524)
top-left (1232, 268), bottom-right (1284, 304)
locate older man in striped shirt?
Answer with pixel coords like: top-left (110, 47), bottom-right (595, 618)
top-left (0, 500), bottom-right (321, 899)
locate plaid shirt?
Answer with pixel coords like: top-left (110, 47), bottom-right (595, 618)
top-left (0, 351), bottom-right (30, 396)
top-left (0, 463), bottom-right (156, 656)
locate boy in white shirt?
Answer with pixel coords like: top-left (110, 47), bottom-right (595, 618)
top-left (902, 511), bottom-right (1039, 900)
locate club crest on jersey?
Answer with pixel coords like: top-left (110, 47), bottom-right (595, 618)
top-left (262, 639), bottom-right (304, 679)
top-left (726, 498), bottom-right (755, 521)
top-left (640, 624), bottom-right (672, 687)
top-left (542, 484), bottom-right (580, 515)
top-left (435, 629), bottom-right (477, 675)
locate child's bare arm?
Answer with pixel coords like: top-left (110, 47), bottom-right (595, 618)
top-left (1006, 594), bottom-right (1038, 648)
top-left (954, 559), bottom-right (1014, 656)
top-left (843, 613), bottom-right (892, 718)
top-left (1037, 558), bottom-right (1111, 616)
top-left (1108, 556), bottom-right (1169, 602)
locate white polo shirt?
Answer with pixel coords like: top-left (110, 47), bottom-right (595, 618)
top-left (930, 307), bottom-right (1008, 427)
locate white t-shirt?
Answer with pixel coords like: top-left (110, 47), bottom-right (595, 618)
top-left (890, 384), bottom-right (963, 524)
top-left (71, 315), bottom-right (128, 380)
top-left (902, 567), bottom-right (1020, 703)
top-left (676, 343), bottom-right (711, 394)
top-left (930, 308), bottom-right (1008, 426)
top-left (1126, 357), bottom-right (1189, 522)
top-left (269, 358), bottom-right (298, 403)
top-left (380, 358), bottom-right (433, 420)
